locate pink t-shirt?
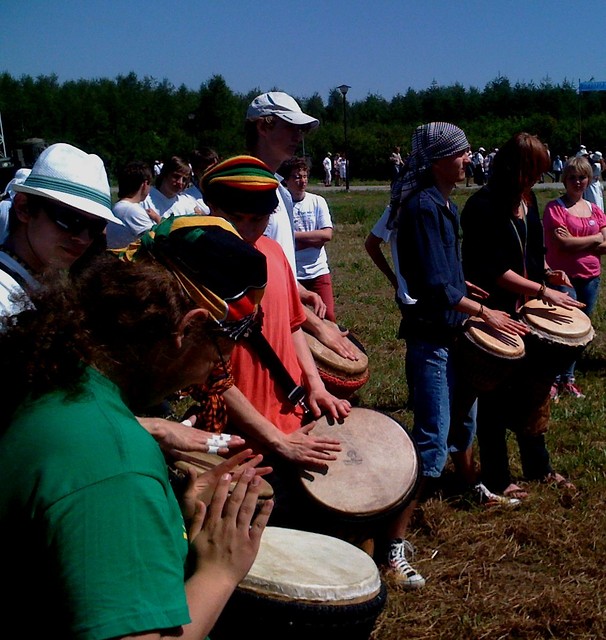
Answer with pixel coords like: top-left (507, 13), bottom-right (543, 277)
top-left (543, 198), bottom-right (606, 279)
top-left (230, 236), bottom-right (307, 435)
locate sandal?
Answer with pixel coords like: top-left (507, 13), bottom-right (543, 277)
top-left (543, 472), bottom-right (575, 491)
top-left (503, 484), bottom-right (529, 500)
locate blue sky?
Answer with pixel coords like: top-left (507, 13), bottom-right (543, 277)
top-left (2, 0), bottom-right (604, 102)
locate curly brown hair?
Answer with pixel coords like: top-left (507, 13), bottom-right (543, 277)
top-left (0, 252), bottom-right (205, 429)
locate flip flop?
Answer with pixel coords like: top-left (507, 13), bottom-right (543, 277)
top-left (543, 472), bottom-right (576, 491)
top-left (503, 484), bottom-right (529, 500)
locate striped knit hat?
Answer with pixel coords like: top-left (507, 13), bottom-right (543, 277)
top-left (120, 215), bottom-right (267, 340)
top-left (200, 155), bottom-right (280, 215)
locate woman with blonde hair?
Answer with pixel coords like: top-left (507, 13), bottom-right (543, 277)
top-left (543, 154), bottom-right (606, 399)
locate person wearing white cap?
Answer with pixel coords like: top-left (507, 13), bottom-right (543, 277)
top-left (0, 143), bottom-right (121, 316)
top-left (245, 91), bottom-right (359, 362)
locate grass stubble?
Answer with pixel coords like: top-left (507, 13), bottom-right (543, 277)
top-left (321, 186), bottom-right (606, 640)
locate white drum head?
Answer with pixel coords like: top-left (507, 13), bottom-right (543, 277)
top-left (240, 527), bottom-right (381, 604)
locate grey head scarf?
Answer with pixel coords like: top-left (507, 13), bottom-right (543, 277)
top-left (388, 122), bottom-right (469, 228)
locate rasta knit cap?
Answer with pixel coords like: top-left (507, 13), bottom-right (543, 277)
top-left (117, 215), bottom-right (267, 340)
top-left (388, 122), bottom-right (469, 228)
top-left (200, 155), bottom-right (280, 215)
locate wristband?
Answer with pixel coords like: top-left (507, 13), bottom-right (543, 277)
top-left (475, 304), bottom-right (484, 318)
top-left (537, 283), bottom-right (546, 299)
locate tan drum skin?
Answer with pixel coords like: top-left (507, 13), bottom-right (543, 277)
top-left (304, 321), bottom-right (370, 398)
top-left (520, 299), bottom-right (594, 346)
top-left (299, 407), bottom-right (419, 520)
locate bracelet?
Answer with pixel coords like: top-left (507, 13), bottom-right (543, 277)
top-left (475, 304), bottom-right (484, 318)
top-left (537, 283), bottom-right (546, 299)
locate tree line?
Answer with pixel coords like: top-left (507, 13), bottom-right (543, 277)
top-left (2, 71), bottom-right (606, 181)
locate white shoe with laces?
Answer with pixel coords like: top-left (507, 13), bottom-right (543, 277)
top-left (387, 538), bottom-right (426, 589)
top-left (475, 482), bottom-right (521, 507)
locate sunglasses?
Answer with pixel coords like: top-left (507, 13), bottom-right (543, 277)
top-left (43, 201), bottom-right (107, 237)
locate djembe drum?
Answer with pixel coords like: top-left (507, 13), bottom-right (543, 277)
top-left (456, 316), bottom-right (526, 393)
top-left (297, 407), bottom-right (420, 553)
top-left (304, 320), bottom-right (369, 398)
top-left (211, 527), bottom-right (387, 640)
top-left (516, 299), bottom-right (595, 434)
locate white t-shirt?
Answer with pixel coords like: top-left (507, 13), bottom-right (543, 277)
top-left (263, 180), bottom-right (297, 276)
top-left (106, 200), bottom-right (154, 249)
top-left (183, 184), bottom-right (210, 215)
top-left (143, 186), bottom-right (200, 218)
top-left (370, 206), bottom-right (416, 304)
top-left (292, 192), bottom-right (333, 279)
top-left (0, 251), bottom-right (37, 317)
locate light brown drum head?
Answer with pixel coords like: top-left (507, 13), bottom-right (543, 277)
top-left (174, 451), bottom-right (274, 500)
top-left (304, 321), bottom-right (369, 376)
top-left (239, 527), bottom-right (381, 604)
top-left (464, 317), bottom-right (525, 358)
top-left (520, 299), bottom-right (594, 342)
top-left (299, 408), bottom-right (419, 518)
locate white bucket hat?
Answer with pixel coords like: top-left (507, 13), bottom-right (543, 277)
top-left (13, 143), bottom-right (121, 224)
top-left (246, 92), bottom-right (319, 129)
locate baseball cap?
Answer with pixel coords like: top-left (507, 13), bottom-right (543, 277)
top-left (246, 92), bottom-right (319, 129)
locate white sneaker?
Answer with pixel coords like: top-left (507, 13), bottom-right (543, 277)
top-left (387, 539), bottom-right (426, 589)
top-left (474, 482), bottom-right (521, 507)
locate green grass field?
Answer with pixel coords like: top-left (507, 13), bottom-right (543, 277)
top-left (317, 185), bottom-right (606, 640)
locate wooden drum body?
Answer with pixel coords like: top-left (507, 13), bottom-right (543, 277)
top-left (304, 321), bottom-right (369, 398)
top-left (212, 527), bottom-right (386, 640)
top-left (299, 407), bottom-right (420, 523)
top-left (515, 300), bottom-right (595, 435)
top-left (457, 317), bottom-right (525, 392)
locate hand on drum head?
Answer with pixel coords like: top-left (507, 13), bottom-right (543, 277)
top-left (181, 449), bottom-right (272, 516)
top-left (312, 321), bottom-right (360, 361)
top-left (307, 386), bottom-right (352, 422)
top-left (541, 287), bottom-right (585, 311)
top-left (481, 307), bottom-right (530, 336)
top-left (275, 422), bottom-right (342, 468)
top-left (187, 467), bottom-right (273, 585)
top-left (137, 415), bottom-right (246, 458)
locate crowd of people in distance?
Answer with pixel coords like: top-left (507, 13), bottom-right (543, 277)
top-left (1, 84), bottom-right (604, 640)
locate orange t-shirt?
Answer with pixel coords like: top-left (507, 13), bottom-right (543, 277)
top-left (230, 236), bottom-right (307, 434)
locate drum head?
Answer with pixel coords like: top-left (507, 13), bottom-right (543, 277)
top-left (304, 321), bottom-right (369, 376)
top-left (520, 299), bottom-right (594, 343)
top-left (240, 527), bottom-right (382, 604)
top-left (174, 451), bottom-right (274, 500)
top-left (464, 317), bottom-right (525, 358)
top-left (299, 408), bottom-right (419, 519)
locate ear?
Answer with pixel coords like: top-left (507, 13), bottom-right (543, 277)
top-left (174, 308), bottom-right (211, 348)
top-left (12, 193), bottom-right (32, 224)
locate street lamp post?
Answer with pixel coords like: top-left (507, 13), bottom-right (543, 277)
top-left (337, 84), bottom-right (351, 191)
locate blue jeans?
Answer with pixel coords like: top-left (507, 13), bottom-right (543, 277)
top-left (406, 336), bottom-right (476, 478)
top-left (553, 276), bottom-right (600, 382)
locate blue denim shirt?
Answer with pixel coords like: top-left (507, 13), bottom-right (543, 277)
top-left (396, 185), bottom-right (468, 337)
